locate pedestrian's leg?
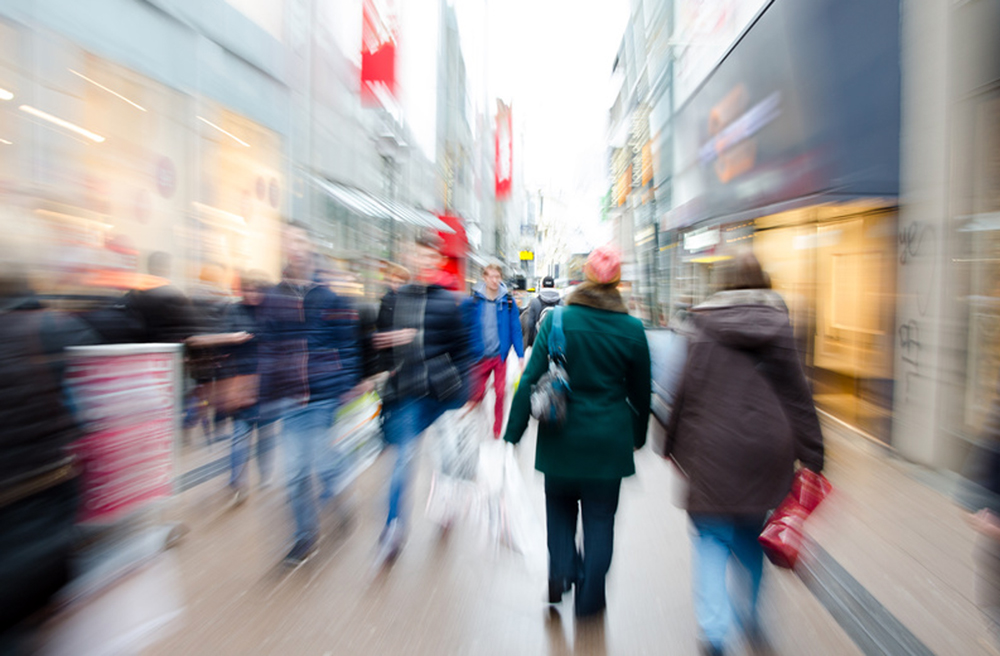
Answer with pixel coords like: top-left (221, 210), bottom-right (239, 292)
top-left (468, 359), bottom-right (490, 405)
top-left (544, 476), bottom-right (580, 603)
top-left (282, 405), bottom-right (320, 546)
top-left (576, 478), bottom-right (621, 616)
top-left (383, 400), bottom-right (419, 527)
top-left (492, 357), bottom-right (507, 438)
top-left (689, 515), bottom-right (735, 652)
top-left (256, 418), bottom-right (277, 486)
top-left (731, 516), bottom-right (767, 635)
top-left (229, 415), bottom-right (251, 492)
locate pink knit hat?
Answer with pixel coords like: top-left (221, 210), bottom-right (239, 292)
top-left (584, 245), bottom-right (622, 285)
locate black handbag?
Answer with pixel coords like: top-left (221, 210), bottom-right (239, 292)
top-left (427, 353), bottom-right (461, 402)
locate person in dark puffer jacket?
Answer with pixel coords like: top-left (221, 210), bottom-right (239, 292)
top-left (371, 232), bottom-right (474, 563)
top-left (663, 250), bottom-right (824, 656)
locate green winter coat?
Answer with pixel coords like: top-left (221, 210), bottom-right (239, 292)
top-left (503, 282), bottom-right (651, 480)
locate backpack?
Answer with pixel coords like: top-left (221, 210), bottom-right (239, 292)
top-left (536, 304), bottom-right (557, 336)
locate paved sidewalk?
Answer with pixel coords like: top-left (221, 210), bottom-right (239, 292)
top-left (46, 409), bottom-right (990, 655)
top-left (804, 419), bottom-right (998, 656)
top-left (131, 422), bottom-right (856, 655)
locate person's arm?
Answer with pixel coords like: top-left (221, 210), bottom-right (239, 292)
top-left (503, 310), bottom-right (553, 444)
top-left (761, 330), bottom-right (825, 472)
top-left (338, 296), bottom-right (365, 398)
top-left (510, 295), bottom-right (525, 362)
top-left (185, 332), bottom-right (252, 348)
top-left (627, 326), bottom-right (652, 451)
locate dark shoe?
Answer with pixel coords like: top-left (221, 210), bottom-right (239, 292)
top-left (548, 578), bottom-right (573, 604)
top-left (375, 520), bottom-right (404, 566)
top-left (283, 538), bottom-right (317, 567)
top-left (745, 623), bottom-right (774, 655)
top-left (698, 641), bottom-right (724, 656)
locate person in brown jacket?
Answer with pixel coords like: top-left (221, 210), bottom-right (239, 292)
top-left (662, 251), bottom-right (824, 656)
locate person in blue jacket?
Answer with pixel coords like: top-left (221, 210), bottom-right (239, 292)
top-left (469, 263), bottom-right (525, 438)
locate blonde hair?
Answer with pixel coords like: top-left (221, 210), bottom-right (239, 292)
top-left (483, 263), bottom-right (503, 277)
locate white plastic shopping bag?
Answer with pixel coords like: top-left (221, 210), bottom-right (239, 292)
top-left (474, 441), bottom-right (546, 573)
top-left (425, 405), bottom-right (486, 527)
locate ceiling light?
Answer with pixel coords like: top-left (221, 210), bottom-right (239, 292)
top-left (68, 69), bottom-right (146, 112)
top-left (0, 138), bottom-right (11, 145)
top-left (196, 116), bottom-right (250, 147)
top-left (19, 105), bottom-right (105, 143)
top-left (0, 88), bottom-right (12, 101)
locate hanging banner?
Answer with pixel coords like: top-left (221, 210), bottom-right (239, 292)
top-left (361, 0), bottom-right (398, 106)
top-left (495, 100), bottom-right (513, 199)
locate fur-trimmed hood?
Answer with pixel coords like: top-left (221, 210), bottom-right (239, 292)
top-left (693, 288), bottom-right (790, 350)
top-left (566, 282), bottom-right (628, 314)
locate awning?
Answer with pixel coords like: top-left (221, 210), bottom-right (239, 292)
top-left (311, 176), bottom-right (454, 234)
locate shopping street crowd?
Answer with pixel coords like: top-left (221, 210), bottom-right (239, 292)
top-left (6, 223), bottom-right (1000, 656)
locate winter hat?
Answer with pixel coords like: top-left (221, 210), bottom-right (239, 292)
top-left (584, 245), bottom-right (621, 285)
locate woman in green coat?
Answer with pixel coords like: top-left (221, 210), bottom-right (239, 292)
top-left (503, 246), bottom-right (651, 618)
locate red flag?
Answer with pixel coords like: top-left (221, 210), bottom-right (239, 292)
top-left (361, 0), bottom-right (397, 106)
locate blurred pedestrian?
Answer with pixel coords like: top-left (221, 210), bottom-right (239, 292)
top-left (209, 270), bottom-right (274, 503)
top-left (0, 266), bottom-right (98, 652)
top-left (256, 221), bottom-right (329, 565)
top-left (300, 258), bottom-right (364, 511)
top-left (504, 245), bottom-right (651, 618)
top-left (185, 263), bottom-right (235, 444)
top-left (661, 250), bottom-right (824, 656)
top-left (469, 263), bottom-right (525, 439)
top-left (521, 275), bottom-right (563, 349)
top-left (372, 232), bottom-right (474, 563)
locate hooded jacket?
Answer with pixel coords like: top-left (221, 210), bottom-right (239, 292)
top-left (504, 282), bottom-right (651, 480)
top-left (522, 289), bottom-right (563, 348)
top-left (472, 280), bottom-right (525, 360)
top-left (664, 289), bottom-right (824, 516)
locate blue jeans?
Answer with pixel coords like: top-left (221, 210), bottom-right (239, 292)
top-left (689, 514), bottom-right (767, 650)
top-left (229, 406), bottom-right (277, 489)
top-left (545, 476), bottom-right (622, 616)
top-left (280, 399), bottom-right (341, 544)
top-left (382, 396), bottom-right (450, 527)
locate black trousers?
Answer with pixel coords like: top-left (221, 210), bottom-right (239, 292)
top-left (544, 476), bottom-right (622, 616)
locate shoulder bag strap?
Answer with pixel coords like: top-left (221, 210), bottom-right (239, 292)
top-left (549, 306), bottom-right (566, 363)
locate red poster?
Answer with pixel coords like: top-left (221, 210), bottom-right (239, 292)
top-left (495, 101), bottom-right (513, 199)
top-left (361, 0), bottom-right (398, 106)
top-left (66, 348), bottom-right (179, 524)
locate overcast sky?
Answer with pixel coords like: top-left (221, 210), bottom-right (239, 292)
top-left (393, 0), bottom-right (630, 245)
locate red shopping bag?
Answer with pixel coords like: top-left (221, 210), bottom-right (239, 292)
top-left (759, 468), bottom-right (832, 569)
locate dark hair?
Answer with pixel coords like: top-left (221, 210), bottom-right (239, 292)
top-left (542, 276), bottom-right (555, 288)
top-left (718, 250), bottom-right (771, 291)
